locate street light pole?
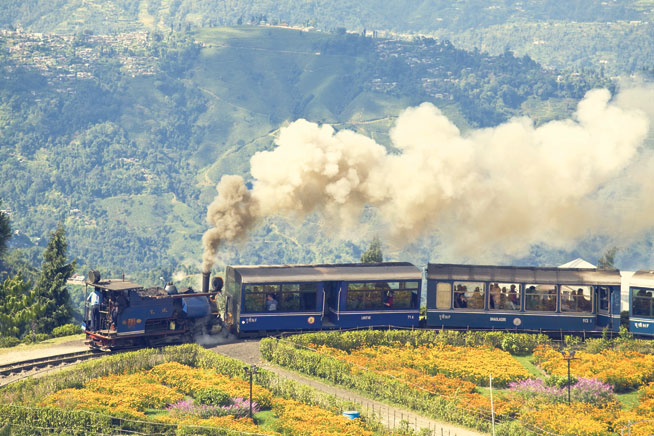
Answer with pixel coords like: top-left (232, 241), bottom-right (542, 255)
top-left (560, 350), bottom-right (576, 406)
top-left (243, 364), bottom-right (258, 418)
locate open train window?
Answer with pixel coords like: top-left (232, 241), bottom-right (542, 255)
top-left (525, 284), bottom-right (557, 312)
top-left (243, 283), bottom-right (317, 313)
top-left (488, 283), bottom-right (520, 311)
top-left (632, 288), bottom-right (654, 318)
top-left (346, 281), bottom-right (419, 310)
top-left (560, 285), bottom-right (592, 313)
top-left (453, 281), bottom-right (485, 310)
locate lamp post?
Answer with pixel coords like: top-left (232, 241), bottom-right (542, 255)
top-left (243, 364), bottom-right (258, 418)
top-left (560, 350), bottom-right (576, 406)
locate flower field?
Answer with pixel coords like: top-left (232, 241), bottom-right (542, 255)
top-left (262, 330), bottom-right (654, 436)
top-left (35, 358), bottom-right (379, 436)
top-left (533, 346), bottom-right (654, 392)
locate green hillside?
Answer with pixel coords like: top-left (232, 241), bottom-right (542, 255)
top-left (2, 0), bottom-right (654, 74)
top-left (0, 26), bottom-right (612, 284)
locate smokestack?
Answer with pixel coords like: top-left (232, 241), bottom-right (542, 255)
top-left (202, 272), bottom-right (210, 294)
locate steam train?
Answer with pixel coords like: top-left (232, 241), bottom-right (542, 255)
top-left (83, 262), bottom-right (654, 349)
top-left (83, 270), bottom-right (223, 349)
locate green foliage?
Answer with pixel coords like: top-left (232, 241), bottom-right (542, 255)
top-left (0, 336), bottom-right (20, 348)
top-left (545, 374), bottom-right (577, 388)
top-left (360, 236), bottom-right (383, 263)
top-left (20, 333), bottom-right (50, 344)
top-left (33, 224), bottom-right (76, 333)
top-left (0, 26), bottom-right (608, 282)
top-left (0, 272), bottom-right (42, 338)
top-left (597, 246), bottom-right (619, 270)
top-left (285, 329), bottom-right (552, 355)
top-left (51, 323), bottom-right (82, 337)
top-left (0, 199), bottom-right (10, 262)
top-left (194, 387), bottom-right (232, 407)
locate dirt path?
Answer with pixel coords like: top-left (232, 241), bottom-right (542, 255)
top-left (210, 340), bottom-right (488, 436)
top-left (0, 337), bottom-right (88, 365)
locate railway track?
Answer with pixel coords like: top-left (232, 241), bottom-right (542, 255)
top-left (0, 350), bottom-right (107, 387)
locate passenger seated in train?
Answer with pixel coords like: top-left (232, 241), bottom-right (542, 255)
top-left (384, 290), bottom-right (394, 308)
top-left (508, 285), bottom-right (519, 309)
top-left (453, 292), bottom-right (467, 308)
top-left (265, 294), bottom-right (278, 311)
top-left (575, 289), bottom-right (591, 311)
top-left (469, 287), bottom-right (484, 309)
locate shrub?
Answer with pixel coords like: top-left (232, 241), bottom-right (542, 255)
top-left (52, 323), bottom-right (82, 337)
top-left (545, 374), bottom-right (578, 389)
top-left (194, 387), bottom-right (232, 407)
top-left (509, 379), bottom-right (566, 404)
top-left (21, 333), bottom-right (49, 344)
top-left (0, 336), bottom-right (20, 348)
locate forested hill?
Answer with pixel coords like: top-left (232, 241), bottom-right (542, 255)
top-left (1, 0), bottom-right (654, 74)
top-left (0, 26), bottom-right (608, 284)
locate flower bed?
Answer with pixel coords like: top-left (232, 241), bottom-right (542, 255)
top-left (312, 343), bottom-right (530, 388)
top-left (263, 330), bottom-right (654, 436)
top-left (533, 346), bottom-right (654, 392)
top-left (38, 362), bottom-right (379, 435)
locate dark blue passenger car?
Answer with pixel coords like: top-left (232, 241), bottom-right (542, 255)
top-left (426, 264), bottom-right (621, 333)
top-left (628, 270), bottom-right (654, 337)
top-left (223, 262), bottom-right (422, 335)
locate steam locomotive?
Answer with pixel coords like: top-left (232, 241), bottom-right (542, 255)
top-left (83, 270), bottom-right (223, 349)
top-left (83, 262), bottom-right (654, 349)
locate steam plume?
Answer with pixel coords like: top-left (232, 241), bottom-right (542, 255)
top-left (202, 88), bottom-right (651, 270)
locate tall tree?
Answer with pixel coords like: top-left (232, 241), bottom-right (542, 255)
top-left (33, 224), bottom-right (76, 333)
top-left (597, 247), bottom-right (618, 270)
top-left (0, 273), bottom-right (42, 338)
top-left (0, 200), bottom-right (11, 263)
top-left (360, 237), bottom-right (383, 263)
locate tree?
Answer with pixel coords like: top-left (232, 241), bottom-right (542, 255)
top-left (33, 224), bottom-right (76, 333)
top-left (0, 273), bottom-right (42, 338)
top-left (0, 200), bottom-right (11, 262)
top-left (360, 237), bottom-right (383, 263)
top-left (597, 247), bottom-right (618, 270)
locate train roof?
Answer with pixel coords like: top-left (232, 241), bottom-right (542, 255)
top-left (228, 262), bottom-right (422, 284)
top-left (427, 263), bottom-right (621, 286)
top-left (629, 270), bottom-right (654, 288)
top-left (86, 279), bottom-right (143, 291)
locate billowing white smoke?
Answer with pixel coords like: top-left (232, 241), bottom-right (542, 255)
top-left (202, 88), bottom-right (651, 271)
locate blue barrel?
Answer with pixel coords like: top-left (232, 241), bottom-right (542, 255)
top-left (182, 296), bottom-right (210, 318)
top-left (342, 411), bottom-right (360, 419)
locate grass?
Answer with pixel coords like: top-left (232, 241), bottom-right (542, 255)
top-left (253, 410), bottom-right (278, 430)
top-left (513, 354), bottom-right (546, 378)
top-left (617, 390), bottom-right (641, 409)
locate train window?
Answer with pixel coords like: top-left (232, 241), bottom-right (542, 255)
top-left (598, 287), bottom-right (610, 312)
top-left (525, 284), bottom-right (557, 312)
top-left (243, 283), bottom-right (317, 312)
top-left (346, 281), bottom-right (419, 310)
top-left (560, 285), bottom-right (592, 312)
top-left (453, 281), bottom-right (485, 310)
top-left (488, 283), bottom-right (520, 311)
top-left (632, 288), bottom-right (654, 318)
top-left (436, 282), bottom-right (451, 309)
top-left (279, 283), bottom-right (317, 311)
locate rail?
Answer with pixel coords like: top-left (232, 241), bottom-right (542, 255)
top-left (0, 350), bottom-right (107, 387)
